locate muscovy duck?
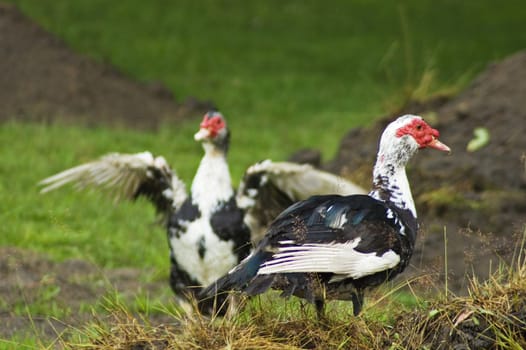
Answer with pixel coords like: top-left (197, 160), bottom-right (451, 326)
top-left (199, 114), bottom-right (450, 317)
top-left (39, 111), bottom-right (365, 310)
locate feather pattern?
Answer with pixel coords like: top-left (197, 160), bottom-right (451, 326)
top-left (237, 160), bottom-right (366, 244)
top-left (39, 151), bottom-right (185, 219)
top-left (259, 239), bottom-right (401, 279)
top-left (200, 115), bottom-right (450, 317)
top-left (39, 111), bottom-right (369, 315)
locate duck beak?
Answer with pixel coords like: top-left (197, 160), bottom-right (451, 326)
top-left (428, 138), bottom-right (451, 153)
top-left (194, 128), bottom-right (210, 141)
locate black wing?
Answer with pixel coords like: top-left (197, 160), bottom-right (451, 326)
top-left (237, 160), bottom-right (366, 244)
top-left (256, 194), bottom-right (412, 279)
top-left (199, 194), bottom-right (412, 300)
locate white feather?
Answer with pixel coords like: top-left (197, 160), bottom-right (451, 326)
top-left (170, 216), bottom-right (237, 285)
top-left (191, 146), bottom-right (234, 213)
top-left (243, 160), bottom-right (366, 201)
top-left (39, 151), bottom-right (187, 207)
top-left (258, 238), bottom-right (400, 279)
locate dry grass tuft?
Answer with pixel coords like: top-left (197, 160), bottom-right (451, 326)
top-left (62, 228), bottom-right (526, 350)
top-left (391, 228), bottom-right (526, 349)
top-left (64, 295), bottom-right (388, 349)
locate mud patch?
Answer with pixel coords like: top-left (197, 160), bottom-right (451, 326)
top-left (0, 247), bottom-right (172, 342)
top-left (0, 3), bottom-right (214, 129)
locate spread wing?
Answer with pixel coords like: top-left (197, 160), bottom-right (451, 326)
top-left (236, 160), bottom-right (367, 244)
top-left (39, 151), bottom-right (187, 221)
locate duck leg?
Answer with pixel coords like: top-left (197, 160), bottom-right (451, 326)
top-left (351, 289), bottom-right (364, 316)
top-left (314, 298), bottom-right (325, 320)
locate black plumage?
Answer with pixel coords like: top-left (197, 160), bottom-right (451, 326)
top-left (39, 111), bottom-right (367, 314)
top-left (201, 195), bottom-right (415, 315)
top-left (200, 114), bottom-right (450, 316)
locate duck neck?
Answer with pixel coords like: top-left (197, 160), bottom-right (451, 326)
top-left (191, 143), bottom-right (233, 214)
top-left (369, 151), bottom-right (417, 218)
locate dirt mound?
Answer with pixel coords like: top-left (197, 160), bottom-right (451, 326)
top-left (327, 50), bottom-right (526, 291)
top-left (0, 3), bottom-right (214, 129)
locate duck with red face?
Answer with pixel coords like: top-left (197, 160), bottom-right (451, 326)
top-left (200, 115), bottom-right (450, 317)
top-left (39, 110), bottom-right (367, 314)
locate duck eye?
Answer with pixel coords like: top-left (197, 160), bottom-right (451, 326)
top-left (416, 124), bottom-right (422, 131)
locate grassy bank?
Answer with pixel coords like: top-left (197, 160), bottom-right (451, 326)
top-left (46, 235), bottom-right (526, 349)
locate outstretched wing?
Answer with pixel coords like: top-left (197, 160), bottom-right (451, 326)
top-left (39, 151), bottom-right (187, 221)
top-left (237, 160), bottom-right (367, 244)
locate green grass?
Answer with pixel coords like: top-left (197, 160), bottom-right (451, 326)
top-left (1, 0), bottom-right (526, 347)
top-left (6, 0), bottom-right (526, 159)
top-left (0, 122), bottom-right (179, 271)
top-left (2, 0), bottom-right (524, 266)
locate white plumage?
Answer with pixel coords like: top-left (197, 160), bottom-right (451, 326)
top-left (38, 111), bottom-right (367, 313)
top-left (258, 239), bottom-right (401, 279)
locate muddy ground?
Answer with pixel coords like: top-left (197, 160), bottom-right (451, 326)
top-left (0, 247), bottom-right (174, 341)
top-left (1, 2), bottom-right (525, 345)
top-left (0, 3), bottom-right (213, 129)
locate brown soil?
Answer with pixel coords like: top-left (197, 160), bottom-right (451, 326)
top-left (1, 1), bottom-right (525, 345)
top-left (0, 3), bottom-right (214, 129)
top-left (0, 247), bottom-right (174, 342)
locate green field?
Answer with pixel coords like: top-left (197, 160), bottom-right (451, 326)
top-left (8, 0), bottom-right (526, 162)
top-left (4, 0), bottom-right (525, 267)
top-left (1, 0), bottom-right (526, 347)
